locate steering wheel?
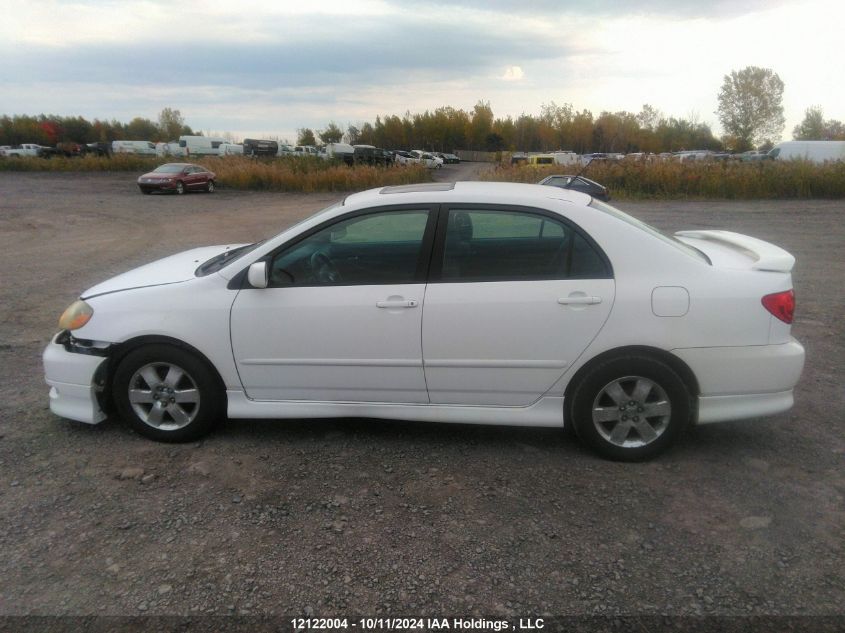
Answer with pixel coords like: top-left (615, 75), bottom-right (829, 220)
top-left (309, 251), bottom-right (342, 283)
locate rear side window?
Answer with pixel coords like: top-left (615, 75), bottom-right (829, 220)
top-left (440, 209), bottom-right (610, 281)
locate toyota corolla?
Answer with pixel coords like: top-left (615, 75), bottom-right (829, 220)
top-left (43, 182), bottom-right (804, 460)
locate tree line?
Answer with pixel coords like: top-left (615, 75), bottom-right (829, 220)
top-left (302, 66), bottom-right (839, 153)
top-left (298, 102), bottom-right (724, 154)
top-left (3, 65), bottom-right (842, 153)
top-left (0, 108), bottom-right (194, 147)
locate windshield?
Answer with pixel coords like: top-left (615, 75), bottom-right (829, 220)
top-left (194, 201), bottom-right (345, 277)
top-left (588, 199), bottom-right (710, 263)
top-left (153, 164), bottom-right (186, 174)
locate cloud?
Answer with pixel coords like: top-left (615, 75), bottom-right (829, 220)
top-left (0, 0), bottom-right (839, 142)
top-left (501, 66), bottom-right (524, 82)
top-left (0, 14), bottom-right (573, 91)
top-left (383, 0), bottom-right (791, 18)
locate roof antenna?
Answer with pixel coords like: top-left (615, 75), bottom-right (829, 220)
top-left (562, 156), bottom-right (593, 190)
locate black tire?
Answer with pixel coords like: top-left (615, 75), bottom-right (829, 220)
top-left (206, 180), bottom-right (215, 193)
top-left (113, 344), bottom-right (224, 442)
top-left (569, 355), bottom-right (691, 461)
top-left (175, 181), bottom-right (185, 195)
top-left (140, 188), bottom-right (151, 195)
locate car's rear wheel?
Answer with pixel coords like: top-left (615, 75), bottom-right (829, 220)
top-left (113, 345), bottom-right (223, 442)
top-left (206, 180), bottom-right (215, 193)
top-left (175, 181), bottom-right (185, 195)
top-left (569, 356), bottom-right (691, 461)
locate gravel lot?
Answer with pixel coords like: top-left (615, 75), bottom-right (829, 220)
top-left (0, 168), bottom-right (843, 621)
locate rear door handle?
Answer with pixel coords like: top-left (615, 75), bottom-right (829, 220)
top-left (558, 296), bottom-right (602, 305)
top-left (376, 299), bottom-right (419, 308)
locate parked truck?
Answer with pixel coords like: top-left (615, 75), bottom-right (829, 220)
top-left (243, 139), bottom-right (278, 157)
top-left (0, 143), bottom-right (57, 158)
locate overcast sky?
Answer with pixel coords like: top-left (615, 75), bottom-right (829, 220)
top-left (1, 0), bottom-right (843, 144)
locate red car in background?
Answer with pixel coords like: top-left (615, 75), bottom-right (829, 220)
top-left (137, 163), bottom-right (216, 195)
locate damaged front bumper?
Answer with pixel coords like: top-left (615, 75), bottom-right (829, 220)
top-left (43, 331), bottom-right (111, 424)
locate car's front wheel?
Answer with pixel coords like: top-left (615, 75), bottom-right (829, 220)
top-left (113, 345), bottom-right (224, 442)
top-left (175, 181), bottom-right (185, 195)
top-left (569, 355), bottom-right (691, 461)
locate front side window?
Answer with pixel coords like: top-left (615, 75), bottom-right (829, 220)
top-left (440, 209), bottom-right (609, 281)
top-left (269, 210), bottom-right (430, 286)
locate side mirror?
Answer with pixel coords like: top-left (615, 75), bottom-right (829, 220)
top-left (247, 261), bottom-right (269, 289)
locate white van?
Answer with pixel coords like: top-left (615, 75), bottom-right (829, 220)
top-left (552, 151), bottom-right (579, 166)
top-left (322, 142), bottom-right (354, 164)
top-left (155, 142), bottom-right (187, 157)
top-left (112, 140), bottom-right (156, 155)
top-left (768, 141), bottom-right (845, 163)
top-left (293, 145), bottom-right (318, 157)
top-left (178, 135), bottom-right (227, 157)
top-left (218, 143), bottom-right (244, 157)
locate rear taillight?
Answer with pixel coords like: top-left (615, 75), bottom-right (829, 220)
top-left (762, 289), bottom-right (795, 324)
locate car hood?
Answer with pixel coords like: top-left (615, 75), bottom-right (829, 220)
top-left (81, 245), bottom-right (246, 298)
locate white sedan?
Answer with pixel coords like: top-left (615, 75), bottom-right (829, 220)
top-left (410, 150), bottom-right (443, 169)
top-left (43, 182), bottom-right (804, 460)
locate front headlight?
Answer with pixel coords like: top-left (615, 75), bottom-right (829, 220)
top-left (59, 299), bottom-right (94, 331)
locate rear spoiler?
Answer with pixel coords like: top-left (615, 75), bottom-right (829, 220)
top-left (674, 230), bottom-right (795, 272)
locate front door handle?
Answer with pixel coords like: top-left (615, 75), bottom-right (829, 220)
top-left (376, 299), bottom-right (419, 309)
top-left (558, 296), bottom-right (602, 305)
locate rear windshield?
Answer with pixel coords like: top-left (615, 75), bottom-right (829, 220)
top-left (588, 199), bottom-right (710, 263)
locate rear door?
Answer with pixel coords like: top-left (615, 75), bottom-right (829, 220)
top-left (422, 205), bottom-right (615, 406)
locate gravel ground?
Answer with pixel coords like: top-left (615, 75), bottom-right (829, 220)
top-left (0, 168), bottom-right (843, 620)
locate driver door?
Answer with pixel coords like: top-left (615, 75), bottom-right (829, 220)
top-left (230, 206), bottom-right (437, 403)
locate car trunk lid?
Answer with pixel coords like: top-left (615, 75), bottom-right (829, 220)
top-left (674, 230), bottom-right (795, 272)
